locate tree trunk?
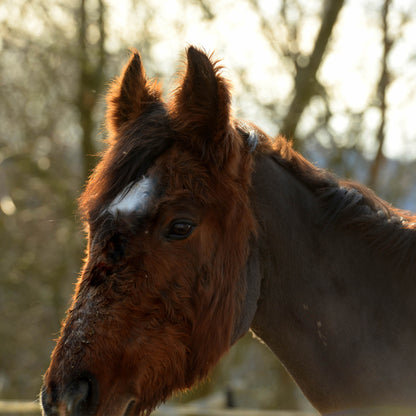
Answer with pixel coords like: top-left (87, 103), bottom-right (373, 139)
top-left (367, 0), bottom-right (392, 189)
top-left (280, 0), bottom-right (345, 140)
top-left (78, 0), bottom-right (106, 182)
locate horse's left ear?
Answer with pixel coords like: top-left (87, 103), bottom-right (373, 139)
top-left (170, 46), bottom-right (232, 159)
top-left (106, 49), bottom-right (162, 137)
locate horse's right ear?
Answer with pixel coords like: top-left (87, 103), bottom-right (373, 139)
top-left (169, 46), bottom-right (233, 165)
top-left (106, 50), bottom-right (161, 136)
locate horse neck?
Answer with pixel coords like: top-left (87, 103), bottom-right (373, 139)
top-left (248, 152), bottom-right (416, 414)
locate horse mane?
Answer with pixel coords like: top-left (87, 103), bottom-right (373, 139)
top-left (259, 133), bottom-right (416, 260)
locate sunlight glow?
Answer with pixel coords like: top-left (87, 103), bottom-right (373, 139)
top-left (74, 0), bottom-right (416, 160)
top-left (0, 196), bottom-right (16, 216)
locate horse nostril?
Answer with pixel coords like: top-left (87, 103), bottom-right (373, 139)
top-left (62, 376), bottom-right (97, 416)
top-left (123, 400), bottom-right (136, 416)
top-left (41, 376), bottom-right (98, 416)
top-left (64, 379), bottom-right (88, 415)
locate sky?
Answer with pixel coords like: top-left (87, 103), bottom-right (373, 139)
top-left (103, 0), bottom-right (416, 162)
top-left (3, 0), bottom-right (414, 161)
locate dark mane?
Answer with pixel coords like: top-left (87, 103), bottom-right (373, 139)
top-left (265, 135), bottom-right (416, 259)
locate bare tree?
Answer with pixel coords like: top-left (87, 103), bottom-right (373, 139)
top-left (78, 0), bottom-right (107, 181)
top-left (280, 0), bottom-right (345, 140)
top-left (368, 0), bottom-right (393, 189)
top-left (0, 0), bottom-right (108, 399)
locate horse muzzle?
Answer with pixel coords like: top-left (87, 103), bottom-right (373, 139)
top-left (41, 374), bottom-right (139, 416)
top-left (41, 374), bottom-right (98, 416)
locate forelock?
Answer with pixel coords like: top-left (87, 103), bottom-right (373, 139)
top-left (79, 103), bottom-right (173, 223)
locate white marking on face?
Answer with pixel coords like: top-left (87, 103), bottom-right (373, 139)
top-left (108, 176), bottom-right (156, 216)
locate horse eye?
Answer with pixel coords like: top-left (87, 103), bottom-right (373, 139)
top-left (166, 221), bottom-right (195, 240)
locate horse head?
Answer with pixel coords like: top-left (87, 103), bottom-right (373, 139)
top-left (41, 47), bottom-right (260, 416)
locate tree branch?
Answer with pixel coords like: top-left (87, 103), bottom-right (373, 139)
top-left (368, 0), bottom-right (393, 189)
top-left (280, 0), bottom-right (345, 140)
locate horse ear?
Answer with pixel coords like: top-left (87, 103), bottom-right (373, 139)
top-left (106, 50), bottom-right (161, 136)
top-left (170, 46), bottom-right (232, 153)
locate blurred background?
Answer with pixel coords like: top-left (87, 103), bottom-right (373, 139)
top-left (0, 0), bottom-right (415, 411)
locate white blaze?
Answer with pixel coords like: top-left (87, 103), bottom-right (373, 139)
top-left (108, 176), bottom-right (156, 216)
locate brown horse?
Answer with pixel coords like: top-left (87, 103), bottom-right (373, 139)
top-left (41, 46), bottom-right (416, 416)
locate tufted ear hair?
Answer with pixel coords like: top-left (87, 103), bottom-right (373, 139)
top-left (170, 46), bottom-right (233, 162)
top-left (106, 49), bottom-right (162, 136)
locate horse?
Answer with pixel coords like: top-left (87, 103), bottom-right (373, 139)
top-left (41, 46), bottom-right (416, 416)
